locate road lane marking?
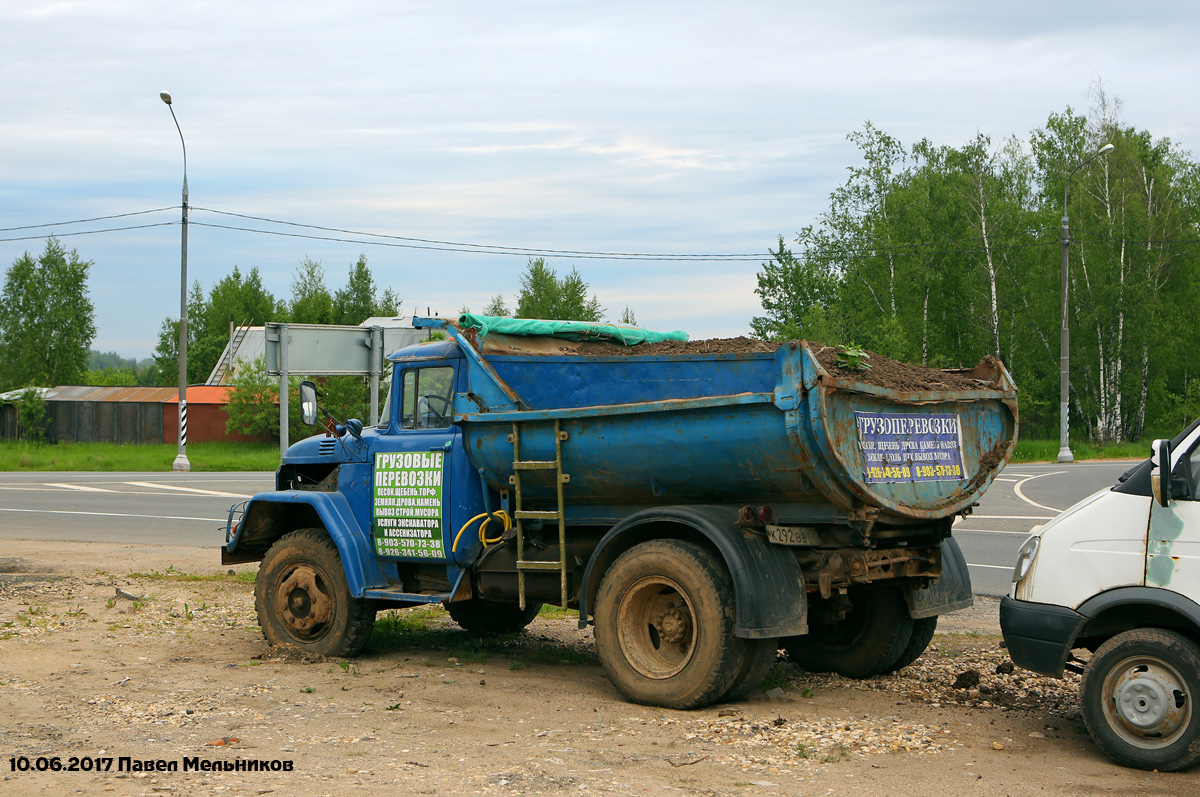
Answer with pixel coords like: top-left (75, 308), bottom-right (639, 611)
top-left (42, 483), bottom-right (120, 492)
top-left (124, 481), bottom-right (250, 498)
top-left (955, 514), bottom-right (1054, 521)
top-left (1012, 472), bottom-right (1067, 513)
top-left (967, 563), bottom-right (1014, 570)
top-left (0, 507), bottom-right (225, 523)
top-left (954, 528), bottom-right (1036, 536)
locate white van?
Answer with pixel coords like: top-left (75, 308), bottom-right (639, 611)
top-left (1000, 417), bottom-right (1200, 771)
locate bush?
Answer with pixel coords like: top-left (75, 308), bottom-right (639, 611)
top-left (225, 357), bottom-right (382, 445)
top-left (17, 387), bottom-right (47, 444)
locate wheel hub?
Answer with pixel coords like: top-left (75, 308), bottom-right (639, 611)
top-left (1115, 676), bottom-right (1173, 730)
top-left (616, 576), bottom-right (697, 680)
top-left (655, 607), bottom-right (689, 644)
top-left (1105, 658), bottom-right (1190, 744)
top-left (274, 564), bottom-right (333, 638)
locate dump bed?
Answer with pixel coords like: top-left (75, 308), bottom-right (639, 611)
top-left (416, 319), bottom-right (1017, 526)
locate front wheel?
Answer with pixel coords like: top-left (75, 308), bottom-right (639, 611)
top-left (1081, 628), bottom-right (1200, 772)
top-left (782, 587), bottom-right (913, 678)
top-left (594, 539), bottom-right (743, 709)
top-left (255, 528), bottom-right (376, 657)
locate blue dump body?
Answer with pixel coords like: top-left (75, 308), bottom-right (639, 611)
top-left (441, 322), bottom-right (1018, 527)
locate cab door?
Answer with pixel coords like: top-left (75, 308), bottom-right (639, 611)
top-left (1147, 422), bottom-right (1200, 598)
top-left (371, 364), bottom-right (456, 562)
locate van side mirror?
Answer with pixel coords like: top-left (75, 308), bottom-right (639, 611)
top-left (300, 380), bottom-right (319, 426)
top-left (1151, 438), bottom-right (1172, 507)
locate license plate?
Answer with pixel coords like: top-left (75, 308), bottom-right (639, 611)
top-left (766, 524), bottom-right (821, 546)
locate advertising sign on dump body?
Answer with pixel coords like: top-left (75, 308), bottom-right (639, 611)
top-left (372, 451), bottom-right (445, 559)
top-left (854, 411), bottom-right (966, 484)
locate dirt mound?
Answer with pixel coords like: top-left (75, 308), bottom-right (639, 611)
top-left (576, 336), bottom-right (778, 356)
top-left (574, 337), bottom-right (1003, 393)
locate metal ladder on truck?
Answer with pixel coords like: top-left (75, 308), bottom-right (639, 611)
top-left (508, 420), bottom-right (569, 610)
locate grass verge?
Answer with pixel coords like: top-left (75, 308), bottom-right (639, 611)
top-left (1011, 438), bottom-right (1148, 463)
top-left (0, 441), bottom-right (280, 471)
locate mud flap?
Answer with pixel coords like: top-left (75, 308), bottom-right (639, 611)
top-left (904, 537), bottom-right (973, 619)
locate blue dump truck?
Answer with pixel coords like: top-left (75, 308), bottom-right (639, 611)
top-left (223, 316), bottom-right (1018, 709)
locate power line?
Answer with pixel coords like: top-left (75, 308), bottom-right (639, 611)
top-left (0, 222), bottom-right (178, 244)
top-left (189, 221), bottom-right (765, 261)
top-left (191, 207), bottom-right (767, 259)
top-left (0, 207), bottom-right (176, 232)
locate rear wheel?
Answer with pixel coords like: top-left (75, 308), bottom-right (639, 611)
top-left (882, 616), bottom-right (938, 674)
top-left (594, 539), bottom-right (743, 709)
top-left (782, 587), bottom-right (913, 678)
top-left (1081, 628), bottom-right (1200, 772)
top-left (446, 598), bottom-right (542, 634)
top-left (255, 528), bottom-right (376, 657)
top-left (723, 638), bottom-right (780, 701)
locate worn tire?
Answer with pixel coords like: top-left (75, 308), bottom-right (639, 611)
top-left (723, 638), bottom-right (781, 701)
top-left (594, 539), bottom-right (743, 709)
top-left (882, 616), bottom-right (938, 674)
top-left (255, 528), bottom-right (376, 658)
top-left (446, 598), bottom-right (543, 634)
top-left (781, 587), bottom-right (913, 678)
top-left (1081, 628), bottom-right (1200, 772)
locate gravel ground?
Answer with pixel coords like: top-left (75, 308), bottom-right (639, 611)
top-left (0, 542), bottom-right (1192, 797)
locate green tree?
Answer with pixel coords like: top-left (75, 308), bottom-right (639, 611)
top-left (154, 266), bottom-right (277, 386)
top-left (226, 357), bottom-right (377, 445)
top-left (482, 294), bottom-right (511, 317)
top-left (288, 258), bottom-right (334, 324)
top-left (331, 255), bottom-right (402, 324)
top-left (514, 258), bottom-right (603, 321)
top-left (756, 95), bottom-right (1200, 443)
top-left (86, 368), bottom-right (138, 386)
top-left (0, 238), bottom-right (96, 390)
top-left (224, 357), bottom-right (296, 443)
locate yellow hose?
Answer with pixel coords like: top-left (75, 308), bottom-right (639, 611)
top-left (452, 510), bottom-right (512, 552)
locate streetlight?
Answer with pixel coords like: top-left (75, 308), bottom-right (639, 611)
top-left (1058, 142), bottom-right (1114, 464)
top-left (161, 91), bottom-right (190, 472)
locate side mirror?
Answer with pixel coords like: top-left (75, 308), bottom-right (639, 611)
top-left (1151, 438), bottom-right (1172, 507)
top-left (299, 380), bottom-right (319, 426)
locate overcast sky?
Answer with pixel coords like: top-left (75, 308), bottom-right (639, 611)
top-left (3, 1), bottom-right (1198, 358)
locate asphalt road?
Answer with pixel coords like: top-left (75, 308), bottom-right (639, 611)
top-left (0, 471), bottom-right (275, 548)
top-left (955, 460), bottom-right (1139, 596)
top-left (0, 461), bottom-right (1141, 596)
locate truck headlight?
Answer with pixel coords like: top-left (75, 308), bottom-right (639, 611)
top-left (1012, 535), bottom-right (1040, 583)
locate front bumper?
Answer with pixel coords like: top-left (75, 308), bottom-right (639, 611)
top-left (999, 595), bottom-right (1087, 678)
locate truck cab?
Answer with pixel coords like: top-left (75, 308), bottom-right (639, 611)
top-left (1000, 417), bottom-right (1200, 771)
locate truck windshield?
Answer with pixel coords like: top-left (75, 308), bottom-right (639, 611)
top-left (400, 366), bottom-right (454, 430)
top-left (377, 364), bottom-right (393, 428)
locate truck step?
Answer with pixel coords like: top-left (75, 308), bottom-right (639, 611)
top-left (517, 560), bottom-right (563, 571)
top-left (362, 587), bottom-right (449, 604)
top-left (515, 509), bottom-right (560, 520)
top-left (513, 460), bottom-right (558, 471)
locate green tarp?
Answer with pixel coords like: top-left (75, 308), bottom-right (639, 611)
top-left (458, 314), bottom-right (688, 346)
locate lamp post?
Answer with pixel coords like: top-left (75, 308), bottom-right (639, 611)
top-left (161, 92), bottom-right (190, 472)
top-left (1058, 142), bottom-right (1114, 464)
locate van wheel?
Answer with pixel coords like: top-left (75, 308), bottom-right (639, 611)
top-left (882, 616), bottom-right (938, 674)
top-left (782, 587), bottom-right (913, 678)
top-left (594, 540), bottom-right (742, 709)
top-left (446, 598), bottom-right (542, 634)
top-left (256, 529), bottom-right (376, 658)
top-left (1081, 628), bottom-right (1200, 772)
